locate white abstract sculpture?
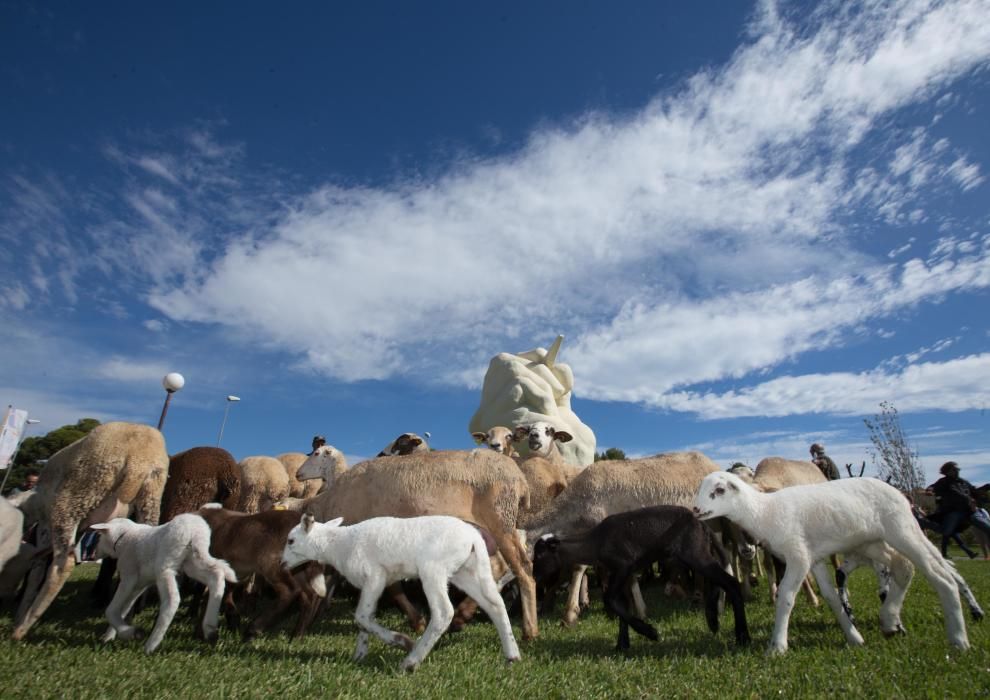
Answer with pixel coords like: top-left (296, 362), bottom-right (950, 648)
top-left (469, 336), bottom-right (596, 467)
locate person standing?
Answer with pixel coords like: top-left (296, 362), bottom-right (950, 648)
top-left (810, 443), bottom-right (840, 481)
top-left (927, 461), bottom-right (990, 558)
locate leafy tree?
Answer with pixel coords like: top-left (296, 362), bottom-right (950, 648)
top-left (594, 447), bottom-right (626, 461)
top-left (863, 402), bottom-right (925, 492)
top-left (3, 418), bottom-right (101, 495)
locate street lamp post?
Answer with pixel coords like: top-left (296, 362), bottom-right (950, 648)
top-left (157, 372), bottom-right (185, 431)
top-left (0, 418), bottom-right (41, 494)
top-left (216, 395), bottom-right (241, 447)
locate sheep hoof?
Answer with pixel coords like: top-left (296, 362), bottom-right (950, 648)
top-left (399, 658), bottom-right (419, 673)
top-left (119, 626), bottom-right (144, 641)
top-left (506, 655), bottom-right (521, 665)
top-left (971, 609), bottom-right (984, 623)
top-left (448, 619), bottom-right (465, 633)
top-left (394, 633), bottom-right (415, 651)
top-left (881, 625), bottom-right (906, 638)
top-left (203, 628), bottom-right (219, 645)
top-left (767, 643), bottom-right (787, 656)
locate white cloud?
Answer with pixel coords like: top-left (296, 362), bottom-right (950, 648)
top-left (133, 0), bottom-right (990, 392)
top-left (657, 353), bottom-right (990, 419)
top-left (567, 241), bottom-right (990, 402)
top-left (96, 357), bottom-right (170, 383)
top-left (4, 0), bottom-right (988, 429)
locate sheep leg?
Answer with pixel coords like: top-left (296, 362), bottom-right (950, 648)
top-left (11, 537), bottom-right (77, 640)
top-left (143, 572), bottom-right (181, 653)
top-left (352, 576), bottom-right (413, 662)
top-left (603, 569), bottom-right (658, 651)
top-left (810, 561), bottom-right (865, 647)
top-left (768, 560), bottom-right (809, 654)
top-left (949, 567), bottom-right (984, 621)
top-left (493, 529), bottom-right (538, 640)
top-left (387, 582), bottom-right (426, 634)
top-left (562, 565), bottom-right (588, 627)
top-left (183, 559), bottom-right (228, 644)
top-left (691, 558), bottom-right (750, 646)
top-left (886, 528), bottom-right (969, 649)
top-left (630, 575), bottom-right (647, 619)
top-left (801, 573), bottom-right (820, 607)
top-left (451, 568), bottom-right (520, 663)
top-left (102, 577), bottom-right (146, 643)
top-left (246, 575), bottom-right (297, 640)
top-left (401, 568), bottom-right (455, 672)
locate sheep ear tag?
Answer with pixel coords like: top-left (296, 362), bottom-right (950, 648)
top-left (326, 517), bottom-right (344, 529)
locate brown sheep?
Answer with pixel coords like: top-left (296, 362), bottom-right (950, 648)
top-left (12, 422), bottom-right (168, 640)
top-left (196, 506), bottom-right (324, 640)
top-left (160, 447), bottom-right (241, 522)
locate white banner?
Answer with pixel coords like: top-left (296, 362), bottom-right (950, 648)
top-left (0, 407), bottom-right (29, 470)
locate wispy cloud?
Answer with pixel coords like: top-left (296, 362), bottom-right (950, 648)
top-left (659, 353), bottom-right (990, 419)
top-left (3, 0), bottom-right (989, 423)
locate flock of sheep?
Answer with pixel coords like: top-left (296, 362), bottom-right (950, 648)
top-left (0, 418), bottom-right (984, 671)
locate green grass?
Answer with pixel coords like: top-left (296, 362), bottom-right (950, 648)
top-left (2, 552), bottom-right (989, 699)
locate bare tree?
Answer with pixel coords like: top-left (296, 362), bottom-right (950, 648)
top-left (863, 401), bottom-right (925, 492)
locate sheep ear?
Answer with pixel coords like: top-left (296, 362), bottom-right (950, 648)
top-left (410, 437), bottom-right (422, 447)
top-left (512, 426), bottom-right (530, 441)
top-left (90, 523), bottom-right (111, 532)
top-left (471, 432), bottom-right (486, 444)
top-left (554, 431), bottom-right (573, 444)
top-left (302, 513), bottom-right (316, 533)
top-left (326, 517), bottom-right (344, 529)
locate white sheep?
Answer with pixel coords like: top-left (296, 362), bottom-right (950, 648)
top-left (282, 513), bottom-right (521, 672)
top-left (91, 513), bottom-right (237, 653)
top-left (513, 421), bottom-right (572, 464)
top-left (693, 471), bottom-right (973, 654)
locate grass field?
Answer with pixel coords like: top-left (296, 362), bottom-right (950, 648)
top-left (1, 551), bottom-right (988, 699)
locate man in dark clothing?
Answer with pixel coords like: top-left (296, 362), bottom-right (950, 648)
top-left (928, 461), bottom-right (990, 558)
top-left (810, 443), bottom-right (840, 481)
top-left (309, 435), bottom-right (327, 456)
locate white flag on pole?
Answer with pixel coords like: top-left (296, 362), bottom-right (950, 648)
top-left (0, 407), bottom-right (29, 470)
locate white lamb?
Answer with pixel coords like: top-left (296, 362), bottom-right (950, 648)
top-left (282, 513), bottom-right (521, 671)
top-left (693, 471), bottom-right (974, 654)
top-left (91, 513), bottom-right (237, 653)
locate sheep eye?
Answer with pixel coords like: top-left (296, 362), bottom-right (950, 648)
top-left (287, 538), bottom-right (294, 546)
top-left (714, 486), bottom-right (725, 496)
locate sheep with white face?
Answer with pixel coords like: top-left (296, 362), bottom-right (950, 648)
top-left (282, 514), bottom-right (520, 672)
top-left (693, 471), bottom-right (973, 655)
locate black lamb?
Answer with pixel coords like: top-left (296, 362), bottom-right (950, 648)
top-left (533, 504), bottom-right (750, 651)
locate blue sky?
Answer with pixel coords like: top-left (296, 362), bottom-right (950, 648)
top-left (2, 1), bottom-right (988, 483)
